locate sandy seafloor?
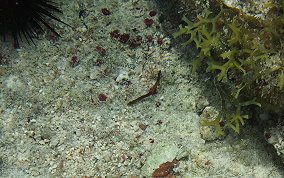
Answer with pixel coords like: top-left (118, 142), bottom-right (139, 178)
top-left (0, 0), bottom-right (283, 177)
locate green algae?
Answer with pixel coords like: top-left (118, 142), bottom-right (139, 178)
top-left (174, 1), bottom-right (283, 134)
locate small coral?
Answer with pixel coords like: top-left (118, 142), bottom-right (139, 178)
top-left (152, 159), bottom-right (179, 178)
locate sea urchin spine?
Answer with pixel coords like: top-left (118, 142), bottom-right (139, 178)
top-left (0, 0), bottom-right (70, 46)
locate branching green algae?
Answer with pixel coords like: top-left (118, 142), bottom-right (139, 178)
top-left (174, 1), bottom-right (284, 134)
top-left (173, 8), bottom-right (223, 73)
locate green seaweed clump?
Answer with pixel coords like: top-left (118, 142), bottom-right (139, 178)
top-left (174, 1), bottom-right (284, 134)
top-left (278, 73), bottom-right (284, 90)
top-left (202, 99), bottom-right (261, 135)
top-left (173, 7), bottom-right (224, 73)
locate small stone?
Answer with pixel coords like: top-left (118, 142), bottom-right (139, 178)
top-left (119, 34), bottom-right (130, 43)
top-left (101, 8), bottom-right (111, 15)
top-left (98, 93), bottom-right (107, 101)
top-left (144, 18), bottom-right (154, 27)
top-left (115, 71), bottom-right (130, 84)
top-left (149, 11), bottom-right (157, 17)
